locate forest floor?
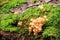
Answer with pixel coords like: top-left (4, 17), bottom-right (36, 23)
top-left (0, 0), bottom-right (60, 40)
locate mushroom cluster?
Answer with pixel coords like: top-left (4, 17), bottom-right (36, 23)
top-left (29, 16), bottom-right (48, 35)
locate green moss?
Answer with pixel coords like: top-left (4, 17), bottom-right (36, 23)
top-left (0, 0), bottom-right (27, 14)
top-left (42, 26), bottom-right (60, 40)
top-left (0, 0), bottom-right (10, 6)
top-left (47, 6), bottom-right (60, 26)
top-left (43, 4), bottom-right (52, 11)
top-left (32, 0), bottom-right (40, 3)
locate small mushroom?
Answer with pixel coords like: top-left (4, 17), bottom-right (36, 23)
top-left (14, 11), bottom-right (19, 15)
top-left (29, 27), bottom-right (33, 33)
top-left (38, 5), bottom-right (46, 12)
top-left (18, 21), bottom-right (23, 26)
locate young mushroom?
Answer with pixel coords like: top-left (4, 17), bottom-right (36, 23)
top-left (14, 11), bottom-right (19, 15)
top-left (38, 5), bottom-right (45, 12)
top-left (18, 21), bottom-right (23, 27)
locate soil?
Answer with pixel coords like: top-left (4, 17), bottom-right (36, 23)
top-left (0, 0), bottom-right (60, 40)
top-left (0, 30), bottom-right (34, 40)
